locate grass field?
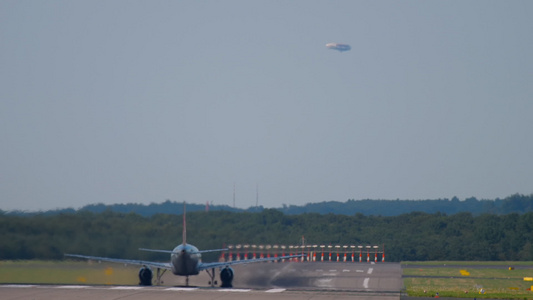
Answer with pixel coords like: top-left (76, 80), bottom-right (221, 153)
top-left (0, 260), bottom-right (140, 285)
top-left (403, 261), bottom-right (533, 267)
top-left (402, 261), bottom-right (533, 299)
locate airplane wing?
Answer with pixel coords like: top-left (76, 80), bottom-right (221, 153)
top-left (197, 254), bottom-right (303, 271)
top-left (64, 254), bottom-right (172, 270)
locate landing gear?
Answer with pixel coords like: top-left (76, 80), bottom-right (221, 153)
top-left (155, 268), bottom-right (167, 285)
top-left (206, 268), bottom-right (217, 287)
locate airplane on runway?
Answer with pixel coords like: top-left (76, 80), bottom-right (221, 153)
top-left (66, 203), bottom-right (302, 287)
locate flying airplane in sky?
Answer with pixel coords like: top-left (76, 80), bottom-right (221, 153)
top-left (326, 43), bottom-right (351, 52)
top-left (65, 204), bottom-right (302, 287)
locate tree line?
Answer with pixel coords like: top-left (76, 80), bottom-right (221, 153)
top-left (3, 193), bottom-right (532, 217)
top-left (1, 209), bottom-right (532, 262)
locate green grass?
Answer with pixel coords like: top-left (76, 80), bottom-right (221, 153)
top-left (0, 260), bottom-right (139, 285)
top-left (402, 261), bottom-right (533, 267)
top-left (402, 261), bottom-right (533, 299)
top-left (403, 267), bottom-right (533, 279)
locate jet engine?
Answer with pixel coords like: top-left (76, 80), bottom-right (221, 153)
top-left (219, 266), bottom-right (234, 288)
top-left (138, 266), bottom-right (153, 286)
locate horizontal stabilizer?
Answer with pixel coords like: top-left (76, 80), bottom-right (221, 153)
top-left (197, 248), bottom-right (229, 254)
top-left (139, 247), bottom-right (229, 254)
top-left (139, 248), bottom-right (176, 254)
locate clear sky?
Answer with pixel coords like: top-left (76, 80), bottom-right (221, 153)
top-left (1, 1), bottom-right (532, 211)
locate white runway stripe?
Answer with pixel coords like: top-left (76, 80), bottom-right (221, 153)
top-left (111, 286), bottom-right (143, 290)
top-left (165, 287), bottom-right (198, 291)
top-left (363, 278), bottom-right (370, 289)
top-left (2, 285), bottom-right (36, 288)
top-left (217, 288), bottom-right (251, 292)
top-left (56, 285), bottom-right (89, 289)
top-left (265, 288), bottom-right (286, 293)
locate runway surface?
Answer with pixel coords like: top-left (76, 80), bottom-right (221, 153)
top-left (1, 262), bottom-right (403, 300)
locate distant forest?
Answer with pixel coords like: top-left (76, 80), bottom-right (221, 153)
top-left (1, 209), bottom-right (533, 262)
top-left (4, 193), bottom-right (533, 217)
top-left (2, 194), bottom-right (533, 262)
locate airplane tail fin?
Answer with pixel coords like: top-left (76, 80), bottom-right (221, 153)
top-left (182, 202), bottom-right (187, 246)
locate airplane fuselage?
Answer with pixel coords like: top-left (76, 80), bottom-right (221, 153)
top-left (171, 244), bottom-right (201, 276)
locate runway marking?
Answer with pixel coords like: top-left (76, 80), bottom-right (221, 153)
top-left (165, 287), bottom-right (198, 291)
top-left (329, 269), bottom-right (337, 272)
top-left (2, 285), bottom-right (36, 288)
top-left (265, 288), bottom-right (286, 293)
top-left (342, 269), bottom-right (350, 273)
top-left (367, 268), bottom-right (374, 274)
top-left (56, 285), bottom-right (89, 289)
top-left (356, 270), bottom-right (364, 273)
top-left (217, 288), bottom-right (251, 292)
top-left (363, 278), bottom-right (370, 289)
top-left (316, 278), bottom-right (333, 288)
top-left (111, 286), bottom-right (144, 290)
